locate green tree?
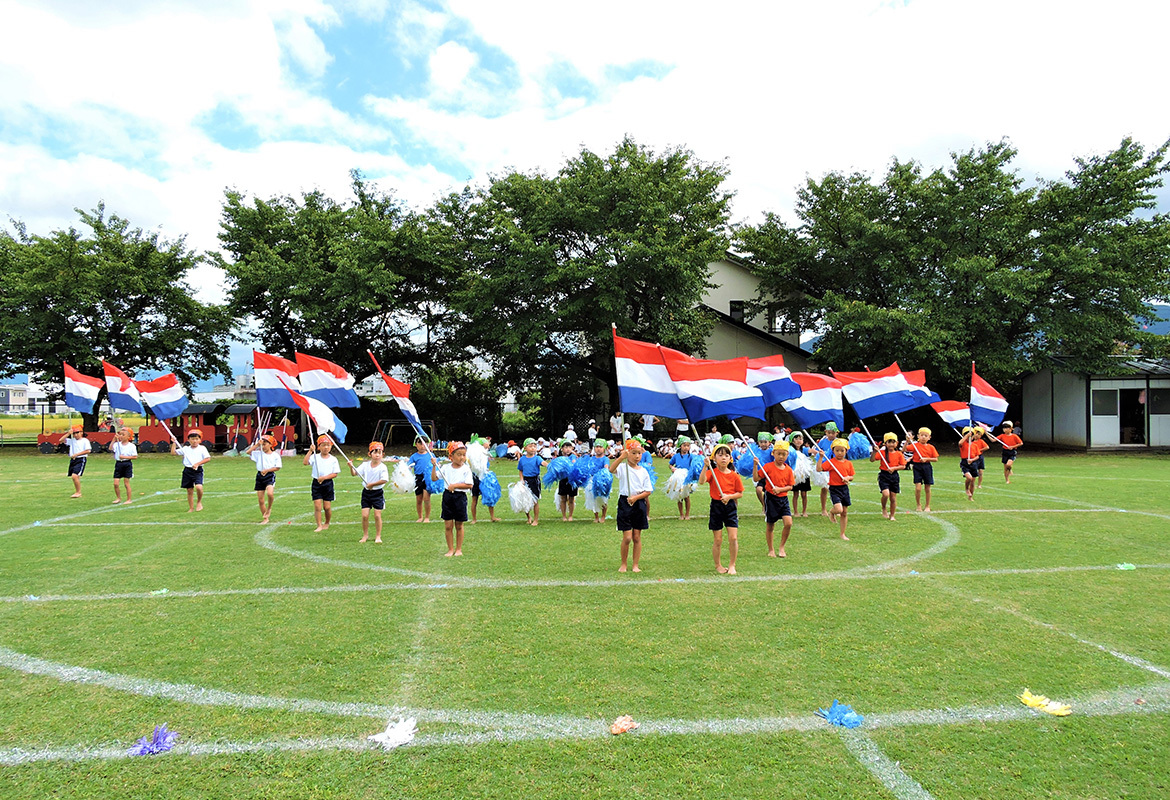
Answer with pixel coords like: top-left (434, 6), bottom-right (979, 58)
top-left (218, 171), bottom-right (454, 380)
top-left (430, 136), bottom-right (733, 423)
top-left (0, 205), bottom-right (234, 426)
top-left (736, 138), bottom-right (1170, 394)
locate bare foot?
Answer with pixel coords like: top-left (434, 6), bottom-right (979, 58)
top-left (567, 516), bottom-right (574, 522)
top-left (359, 537), bottom-right (368, 543)
top-left (821, 511), bottom-right (830, 518)
top-left (490, 517), bottom-right (499, 522)
top-left (470, 519), bottom-right (477, 525)
top-left (124, 499), bottom-right (133, 505)
top-left (187, 508), bottom-right (195, 513)
top-left (70, 493), bottom-right (82, 499)
top-left (260, 517), bottom-right (270, 524)
top-left (444, 550), bottom-right (454, 557)
top-left (313, 526), bottom-right (326, 532)
top-left (415, 518), bottom-right (424, 523)
top-left (923, 507), bottom-right (931, 512)
top-left (778, 549), bottom-right (787, 558)
top-left (888, 515), bottom-right (896, 521)
top-left (422, 518), bottom-right (430, 523)
top-left (801, 512), bottom-right (809, 518)
top-left (768, 550), bottom-right (777, 558)
top-left (728, 566), bottom-right (737, 575)
top-left (716, 565), bottom-right (728, 574)
top-left (454, 550), bottom-right (462, 556)
top-left (112, 499), bottom-right (122, 504)
top-left (195, 503), bottom-right (203, 512)
top-left (881, 510), bottom-right (888, 519)
top-left (830, 513), bottom-right (838, 523)
top-left (618, 565), bottom-right (627, 573)
top-left (374, 538), bottom-right (382, 544)
top-left (841, 533), bottom-right (850, 541)
top-left (632, 566), bottom-right (641, 573)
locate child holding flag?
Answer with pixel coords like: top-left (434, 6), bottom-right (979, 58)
top-left (958, 427), bottom-right (980, 501)
top-left (434, 441), bottom-right (474, 556)
top-left (972, 426), bottom-right (990, 488)
top-left (904, 427), bottom-right (939, 512)
top-left (756, 440), bottom-right (796, 558)
top-left (407, 437), bottom-right (434, 523)
top-left (871, 432), bottom-right (907, 520)
top-left (111, 426), bottom-right (137, 504)
top-left (246, 434), bottom-right (283, 523)
top-left (352, 442), bottom-right (389, 543)
top-left (819, 438), bottom-right (855, 541)
top-left (66, 425), bottom-right (91, 498)
top-left (303, 435), bottom-right (340, 531)
top-left (815, 422), bottom-right (840, 517)
top-left (999, 421), bottom-right (1023, 483)
top-left (518, 437), bottom-right (546, 526)
top-left (609, 437), bottom-right (652, 573)
top-left (701, 442), bottom-right (745, 574)
top-left (172, 429), bottom-right (210, 512)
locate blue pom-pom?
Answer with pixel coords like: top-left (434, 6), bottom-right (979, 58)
top-left (426, 473), bottom-right (446, 494)
top-left (736, 449), bottom-right (756, 477)
top-left (479, 470), bottom-right (502, 507)
top-left (639, 450), bottom-right (658, 487)
top-left (685, 453), bottom-right (706, 483)
top-left (569, 455), bottom-right (604, 488)
top-left (786, 448), bottom-right (799, 468)
top-left (815, 699), bottom-right (864, 728)
top-left (591, 468), bottom-right (613, 498)
top-left (127, 723), bottom-right (178, 756)
top-left (846, 431), bottom-right (872, 460)
top-left (543, 456), bottom-right (574, 488)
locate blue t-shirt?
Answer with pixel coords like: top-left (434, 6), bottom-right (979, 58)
top-left (518, 454), bottom-right (543, 477)
top-left (750, 442), bottom-right (775, 465)
top-left (407, 451), bottom-right (430, 475)
top-left (669, 452), bottom-right (692, 469)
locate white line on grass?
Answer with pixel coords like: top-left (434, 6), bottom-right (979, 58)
top-left (0, 495), bottom-right (181, 537)
top-left (839, 728), bottom-right (937, 800)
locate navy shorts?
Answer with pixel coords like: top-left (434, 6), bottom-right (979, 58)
top-left (975, 455), bottom-right (986, 471)
top-left (1002, 449), bottom-right (1018, 464)
top-left (558, 478), bottom-right (578, 498)
top-left (181, 466), bottom-right (204, 488)
top-left (616, 495), bottom-right (649, 531)
top-left (254, 471), bottom-right (276, 491)
top-left (113, 461), bottom-right (133, 480)
top-left (709, 498), bottom-right (739, 531)
top-left (523, 474), bottom-right (541, 499)
top-left (829, 485), bottom-right (852, 508)
top-left (764, 493), bottom-right (792, 524)
top-left (878, 471), bottom-right (900, 494)
top-left (960, 459), bottom-right (978, 477)
top-left (67, 457), bottom-right (87, 477)
top-left (311, 479), bottom-right (335, 502)
top-left (793, 478), bottom-right (811, 493)
top-left (472, 473), bottom-right (481, 498)
top-left (361, 488), bottom-right (385, 510)
top-left (912, 463), bottom-right (934, 485)
top-left (414, 473), bottom-right (427, 496)
top-left (441, 490), bottom-right (468, 522)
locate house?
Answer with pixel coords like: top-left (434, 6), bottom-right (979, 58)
top-left (0, 384), bottom-right (29, 413)
top-left (703, 255), bottom-right (811, 369)
top-left (1022, 357), bottom-right (1170, 449)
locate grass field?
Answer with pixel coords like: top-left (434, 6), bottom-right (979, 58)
top-left (1, 447), bottom-right (1168, 798)
top-left (0, 415), bottom-right (149, 443)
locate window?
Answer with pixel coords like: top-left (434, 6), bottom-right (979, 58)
top-left (729, 300), bottom-right (745, 323)
top-left (1092, 389), bottom-right (1118, 416)
top-left (1149, 388), bottom-right (1170, 415)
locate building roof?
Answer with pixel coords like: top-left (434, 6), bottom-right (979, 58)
top-left (1042, 355), bottom-right (1170, 376)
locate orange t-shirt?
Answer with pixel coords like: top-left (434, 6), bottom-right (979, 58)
top-left (705, 468), bottom-right (744, 499)
top-left (1000, 433), bottom-right (1023, 448)
top-left (758, 461), bottom-right (795, 496)
top-left (819, 457), bottom-right (855, 486)
top-left (973, 439), bottom-right (990, 456)
top-left (905, 443), bottom-right (938, 463)
top-left (875, 449), bottom-right (906, 472)
top-left (959, 441), bottom-right (979, 460)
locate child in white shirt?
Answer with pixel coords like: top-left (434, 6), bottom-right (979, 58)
top-left (302, 435), bottom-right (340, 532)
top-left (433, 441), bottom-right (474, 556)
top-left (172, 429), bottom-right (211, 512)
top-left (66, 425), bottom-right (91, 498)
top-left (246, 434), bottom-right (283, 523)
top-left (351, 442), bottom-right (389, 543)
top-left (111, 426), bottom-right (138, 504)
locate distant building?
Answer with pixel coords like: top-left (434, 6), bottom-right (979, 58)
top-left (196, 374), bottom-right (256, 403)
top-left (0, 384), bottom-right (28, 412)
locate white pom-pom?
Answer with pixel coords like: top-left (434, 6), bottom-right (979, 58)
top-left (391, 460), bottom-right (415, 494)
top-left (664, 468), bottom-right (691, 501)
top-left (810, 468), bottom-right (830, 488)
top-left (792, 451), bottom-right (813, 483)
top-left (466, 442), bottom-right (489, 477)
top-left (508, 480), bottom-right (535, 514)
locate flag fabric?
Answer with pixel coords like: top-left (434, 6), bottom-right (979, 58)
top-left (831, 365), bottom-right (920, 419)
top-left (63, 362), bottom-right (103, 415)
top-left (367, 351), bottom-right (425, 437)
top-left (657, 346), bottom-right (766, 422)
top-left (612, 330), bottom-right (687, 419)
top-left (102, 361), bottom-right (145, 414)
top-left (746, 355), bottom-right (802, 406)
top-left (781, 373), bottom-right (844, 430)
top-left (278, 377), bottom-right (348, 443)
top-left (900, 368), bottom-right (943, 407)
top-left (931, 400), bottom-right (971, 429)
top-left (970, 365), bottom-right (1008, 427)
top-left (135, 373), bottom-right (190, 420)
top-left (295, 352), bottom-right (360, 408)
top-left (254, 351), bottom-right (301, 408)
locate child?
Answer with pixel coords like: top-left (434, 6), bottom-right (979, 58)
top-left (66, 424), bottom-right (91, 498)
top-left (998, 421), bottom-right (1024, 483)
top-left (434, 441), bottom-right (474, 556)
top-left (701, 442), bottom-right (745, 574)
top-left (819, 437), bottom-right (855, 541)
top-left (972, 426), bottom-right (990, 488)
top-left (904, 427), bottom-right (939, 512)
top-left (303, 435), bottom-right (340, 532)
top-left (469, 436), bottom-right (500, 524)
top-left (788, 431), bottom-right (812, 517)
top-left (958, 427), bottom-right (979, 501)
top-left (609, 437), bottom-right (652, 573)
top-left (556, 438), bottom-right (579, 522)
top-left (245, 434), bottom-right (282, 523)
top-left (171, 429), bottom-right (210, 512)
top-left (351, 442), bottom-right (389, 543)
top-left (590, 439), bottom-right (610, 523)
top-left (669, 436), bottom-right (695, 520)
top-left (871, 432), bottom-right (907, 520)
top-left (407, 437), bottom-right (433, 523)
top-left (756, 440), bottom-right (796, 557)
top-left (110, 426), bottom-right (137, 504)
top-left (752, 431), bottom-right (775, 510)
top-left (815, 422), bottom-right (840, 517)
top-left (518, 437), bottom-right (546, 526)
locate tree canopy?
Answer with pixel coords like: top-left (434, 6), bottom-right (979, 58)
top-left (0, 204), bottom-right (234, 414)
top-left (736, 138), bottom-right (1170, 393)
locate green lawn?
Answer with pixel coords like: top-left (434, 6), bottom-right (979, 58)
top-left (1, 448), bottom-right (1167, 798)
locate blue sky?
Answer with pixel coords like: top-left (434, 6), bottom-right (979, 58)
top-left (2, 0), bottom-right (1169, 389)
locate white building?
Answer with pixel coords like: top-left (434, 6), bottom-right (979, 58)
top-left (0, 384), bottom-right (28, 412)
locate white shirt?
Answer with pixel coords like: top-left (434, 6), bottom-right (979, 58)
top-left (609, 415), bottom-right (621, 434)
top-left (439, 462), bottom-right (474, 494)
top-left (640, 414), bottom-right (657, 431)
top-left (676, 419), bottom-right (690, 432)
top-left (68, 437), bottom-right (91, 457)
top-left (562, 428), bottom-right (577, 442)
top-left (252, 450), bottom-right (282, 473)
top-left (587, 425), bottom-right (598, 439)
top-left (310, 453), bottom-right (340, 481)
top-left (507, 444), bottom-right (521, 458)
top-left (181, 444), bottom-right (210, 468)
top-left (356, 461), bottom-right (389, 489)
top-left (615, 462), bottom-right (652, 497)
top-left (112, 441), bottom-right (138, 461)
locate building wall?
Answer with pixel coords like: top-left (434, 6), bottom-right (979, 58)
top-left (1053, 372), bottom-right (1087, 447)
top-left (705, 322), bottom-right (811, 372)
top-left (1022, 370), bottom-right (1053, 443)
top-left (1151, 379), bottom-right (1170, 447)
top-left (704, 259), bottom-right (802, 349)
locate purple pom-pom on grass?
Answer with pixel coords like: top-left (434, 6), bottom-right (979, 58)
top-left (127, 723), bottom-right (178, 755)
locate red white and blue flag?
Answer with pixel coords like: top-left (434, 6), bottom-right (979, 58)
top-left (295, 352), bottom-right (360, 408)
top-left (831, 365), bottom-right (920, 419)
top-left (135, 373), bottom-right (190, 420)
top-left (367, 350), bottom-right (425, 437)
top-left (102, 361), bottom-right (145, 414)
top-left (254, 351), bottom-right (301, 408)
top-left (781, 373), bottom-right (844, 430)
top-left (746, 355), bottom-right (802, 406)
top-left (612, 330), bottom-right (687, 419)
top-left (899, 367), bottom-right (943, 407)
top-left (278, 377), bottom-right (348, 443)
top-left (63, 362), bottom-right (102, 415)
top-left (931, 400), bottom-right (970, 429)
top-left (657, 346), bottom-right (766, 423)
top-left (970, 365), bottom-right (1008, 427)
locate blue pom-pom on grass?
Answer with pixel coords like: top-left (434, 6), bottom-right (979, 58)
top-left (127, 723), bottom-right (178, 755)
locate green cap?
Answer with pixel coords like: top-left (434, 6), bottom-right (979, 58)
top-left (523, 437), bottom-right (536, 447)
top-left (594, 438), bottom-right (607, 448)
top-left (718, 434), bottom-right (734, 444)
top-left (824, 422), bottom-right (839, 432)
top-left (676, 435), bottom-right (691, 447)
top-left (757, 431), bottom-right (774, 443)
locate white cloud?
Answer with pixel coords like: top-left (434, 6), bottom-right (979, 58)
top-left (429, 40), bottom-right (478, 94)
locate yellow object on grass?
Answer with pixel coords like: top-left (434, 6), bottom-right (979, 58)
top-left (1018, 688), bottom-right (1072, 716)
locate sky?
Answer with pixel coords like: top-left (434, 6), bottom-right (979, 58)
top-left (3, 0), bottom-right (1169, 384)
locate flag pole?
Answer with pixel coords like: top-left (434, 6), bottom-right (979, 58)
top-left (855, 416), bottom-right (891, 471)
top-left (729, 419), bottom-right (777, 493)
top-left (894, 413), bottom-right (926, 462)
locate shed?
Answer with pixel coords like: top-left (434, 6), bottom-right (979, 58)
top-left (1022, 357), bottom-right (1170, 449)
